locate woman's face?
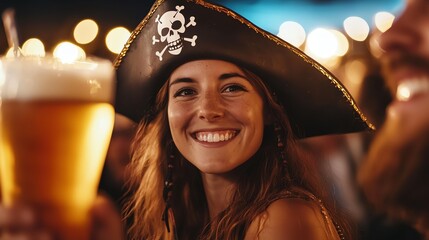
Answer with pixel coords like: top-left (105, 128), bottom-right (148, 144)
top-left (168, 60), bottom-right (265, 174)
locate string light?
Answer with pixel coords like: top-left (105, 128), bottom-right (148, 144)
top-left (74, 19), bottom-right (99, 45)
top-left (1, 9), bottom-right (396, 67)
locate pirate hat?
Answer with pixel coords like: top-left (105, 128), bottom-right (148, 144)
top-left (114, 0), bottom-right (374, 138)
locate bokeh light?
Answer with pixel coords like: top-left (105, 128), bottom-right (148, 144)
top-left (374, 11), bottom-right (395, 33)
top-left (329, 30), bottom-right (349, 57)
top-left (277, 21), bottom-right (306, 48)
top-left (343, 16), bottom-right (370, 42)
top-left (74, 19), bottom-right (99, 45)
top-left (53, 42), bottom-right (86, 63)
top-left (344, 58), bottom-right (367, 97)
top-left (306, 28), bottom-right (338, 59)
top-left (369, 31), bottom-right (383, 58)
top-left (22, 38), bottom-right (46, 57)
top-left (105, 27), bottom-right (131, 54)
top-left (5, 47), bottom-right (22, 58)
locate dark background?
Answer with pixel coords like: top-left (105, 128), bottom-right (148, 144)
top-left (0, 0), bottom-right (402, 60)
top-left (0, 0), bottom-right (157, 59)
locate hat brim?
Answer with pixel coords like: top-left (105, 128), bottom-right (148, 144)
top-left (114, 0), bottom-right (374, 138)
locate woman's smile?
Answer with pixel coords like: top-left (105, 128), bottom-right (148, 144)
top-left (194, 129), bottom-right (238, 143)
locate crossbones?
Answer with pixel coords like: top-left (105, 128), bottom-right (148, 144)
top-left (152, 5), bottom-right (198, 61)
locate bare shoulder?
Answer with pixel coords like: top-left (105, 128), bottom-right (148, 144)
top-left (245, 198), bottom-right (340, 240)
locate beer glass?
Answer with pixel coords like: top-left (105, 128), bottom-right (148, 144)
top-left (0, 56), bottom-right (116, 240)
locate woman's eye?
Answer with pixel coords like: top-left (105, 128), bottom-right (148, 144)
top-left (223, 84), bottom-right (246, 93)
top-left (173, 88), bottom-right (196, 97)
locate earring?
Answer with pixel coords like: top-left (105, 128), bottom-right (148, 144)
top-left (274, 123), bottom-right (290, 184)
top-left (162, 146), bottom-right (175, 233)
top-left (162, 145), bottom-right (179, 240)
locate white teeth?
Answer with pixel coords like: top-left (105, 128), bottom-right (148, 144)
top-left (196, 131), bottom-right (236, 143)
top-left (396, 79), bottom-right (429, 101)
top-left (213, 133), bottom-right (219, 142)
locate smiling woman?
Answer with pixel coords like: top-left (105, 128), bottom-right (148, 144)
top-left (112, 0), bottom-right (374, 239)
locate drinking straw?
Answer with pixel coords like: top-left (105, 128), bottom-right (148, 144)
top-left (2, 8), bottom-right (23, 57)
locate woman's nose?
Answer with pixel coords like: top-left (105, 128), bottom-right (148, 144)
top-left (197, 94), bottom-right (225, 121)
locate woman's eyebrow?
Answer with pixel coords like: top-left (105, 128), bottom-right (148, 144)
top-left (169, 72), bottom-right (248, 87)
top-left (169, 77), bottom-right (194, 87)
top-left (219, 72), bottom-right (248, 81)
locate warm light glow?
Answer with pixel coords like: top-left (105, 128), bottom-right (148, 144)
top-left (329, 30), bottom-right (349, 56)
top-left (317, 57), bottom-right (341, 70)
top-left (375, 11), bottom-right (395, 33)
top-left (105, 27), bottom-right (131, 54)
top-left (277, 21), bottom-right (306, 48)
top-left (306, 28), bottom-right (338, 59)
top-left (22, 38), bottom-right (45, 57)
top-left (343, 16), bottom-right (370, 42)
top-left (74, 19), bottom-right (99, 44)
top-left (5, 48), bottom-right (17, 58)
top-left (344, 58), bottom-right (367, 97)
top-left (0, 60), bottom-right (5, 87)
top-left (397, 84), bottom-right (411, 101)
top-left (369, 31), bottom-right (383, 58)
top-left (53, 42), bottom-right (86, 63)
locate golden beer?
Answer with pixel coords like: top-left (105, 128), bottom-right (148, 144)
top-left (0, 57), bottom-right (115, 240)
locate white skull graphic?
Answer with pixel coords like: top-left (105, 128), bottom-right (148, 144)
top-left (153, 5), bottom-right (198, 61)
top-left (157, 10), bottom-right (186, 55)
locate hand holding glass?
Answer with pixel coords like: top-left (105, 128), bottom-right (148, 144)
top-left (0, 56), bottom-right (116, 240)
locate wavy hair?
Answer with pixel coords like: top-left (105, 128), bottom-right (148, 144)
top-left (123, 65), bottom-right (351, 240)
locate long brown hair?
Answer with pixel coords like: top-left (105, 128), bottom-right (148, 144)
top-left (123, 64), bottom-right (351, 240)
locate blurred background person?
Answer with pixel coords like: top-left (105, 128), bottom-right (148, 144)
top-left (301, 59), bottom-right (422, 239)
top-left (358, 0), bottom-right (429, 238)
top-left (356, 71), bottom-right (422, 240)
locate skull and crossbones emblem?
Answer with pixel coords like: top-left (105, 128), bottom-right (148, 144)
top-left (152, 5), bottom-right (198, 61)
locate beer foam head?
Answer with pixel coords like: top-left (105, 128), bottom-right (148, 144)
top-left (0, 56), bottom-right (115, 102)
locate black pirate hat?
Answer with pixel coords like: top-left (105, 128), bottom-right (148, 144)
top-left (114, 0), bottom-right (374, 138)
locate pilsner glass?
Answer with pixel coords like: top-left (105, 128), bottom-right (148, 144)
top-left (0, 56), bottom-right (116, 240)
